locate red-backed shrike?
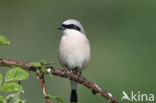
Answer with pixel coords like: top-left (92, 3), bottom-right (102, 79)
top-left (58, 19), bottom-right (91, 103)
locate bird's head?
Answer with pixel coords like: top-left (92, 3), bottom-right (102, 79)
top-left (58, 19), bottom-right (85, 35)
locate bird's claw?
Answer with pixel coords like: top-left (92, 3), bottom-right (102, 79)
top-left (61, 68), bottom-right (68, 76)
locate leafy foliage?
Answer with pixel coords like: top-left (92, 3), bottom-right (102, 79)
top-left (2, 83), bottom-right (23, 92)
top-left (0, 67), bottom-right (29, 103)
top-left (30, 62), bottom-right (42, 67)
top-left (45, 94), bottom-right (65, 103)
top-left (5, 67), bottom-right (29, 82)
top-left (31, 60), bottom-right (54, 79)
top-left (0, 36), bottom-right (65, 103)
top-left (0, 73), bottom-right (3, 87)
top-left (0, 93), bottom-right (26, 103)
top-left (5, 93), bottom-right (26, 103)
top-left (0, 35), bottom-right (10, 45)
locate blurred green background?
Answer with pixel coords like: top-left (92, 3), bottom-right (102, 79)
top-left (0, 0), bottom-right (156, 103)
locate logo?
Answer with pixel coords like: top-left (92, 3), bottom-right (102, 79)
top-left (121, 91), bottom-right (154, 102)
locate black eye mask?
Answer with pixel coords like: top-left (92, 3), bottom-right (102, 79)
top-left (62, 24), bottom-right (81, 31)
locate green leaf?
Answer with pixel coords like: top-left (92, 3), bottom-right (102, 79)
top-left (0, 73), bottom-right (3, 87)
top-left (48, 72), bottom-right (53, 80)
top-left (30, 62), bottom-right (41, 67)
top-left (5, 67), bottom-right (29, 82)
top-left (0, 35), bottom-right (10, 45)
top-left (0, 95), bottom-right (6, 103)
top-left (2, 83), bottom-right (23, 92)
top-left (45, 94), bottom-right (65, 103)
top-left (41, 59), bottom-right (47, 65)
top-left (41, 65), bottom-right (46, 73)
top-left (5, 93), bottom-right (26, 103)
top-left (5, 93), bottom-right (17, 101)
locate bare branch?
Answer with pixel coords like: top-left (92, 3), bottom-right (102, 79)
top-left (37, 72), bottom-right (51, 103)
top-left (0, 58), bottom-right (120, 103)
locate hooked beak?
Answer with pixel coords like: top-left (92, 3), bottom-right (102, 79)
top-left (57, 25), bottom-right (66, 30)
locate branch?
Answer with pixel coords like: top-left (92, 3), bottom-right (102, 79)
top-left (0, 58), bottom-right (120, 103)
top-left (37, 71), bottom-right (51, 103)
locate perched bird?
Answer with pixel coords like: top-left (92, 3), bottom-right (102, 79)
top-left (58, 19), bottom-right (91, 103)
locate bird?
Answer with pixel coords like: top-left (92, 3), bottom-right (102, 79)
top-left (58, 19), bottom-right (91, 103)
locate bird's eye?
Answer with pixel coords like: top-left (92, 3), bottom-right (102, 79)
top-left (70, 24), bottom-right (81, 31)
top-left (62, 24), bottom-right (81, 31)
top-left (69, 24), bottom-right (74, 28)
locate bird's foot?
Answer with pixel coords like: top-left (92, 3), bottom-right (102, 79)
top-left (75, 67), bottom-right (81, 73)
top-left (61, 68), bottom-right (68, 76)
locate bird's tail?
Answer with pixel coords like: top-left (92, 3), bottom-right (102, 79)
top-left (70, 80), bottom-right (78, 103)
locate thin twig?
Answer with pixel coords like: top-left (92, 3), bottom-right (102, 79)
top-left (0, 58), bottom-right (120, 103)
top-left (38, 71), bottom-right (51, 103)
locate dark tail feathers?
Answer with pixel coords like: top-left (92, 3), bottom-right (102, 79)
top-left (70, 89), bottom-right (78, 103)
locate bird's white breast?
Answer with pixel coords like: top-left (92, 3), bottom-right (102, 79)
top-left (59, 30), bottom-right (91, 70)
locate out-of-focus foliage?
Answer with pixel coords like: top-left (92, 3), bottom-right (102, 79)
top-left (0, 93), bottom-right (26, 103)
top-left (2, 82), bottom-right (23, 92)
top-left (0, 35), bottom-right (10, 45)
top-left (0, 73), bottom-right (3, 87)
top-left (0, 67), bottom-right (29, 103)
top-left (45, 94), bottom-right (65, 103)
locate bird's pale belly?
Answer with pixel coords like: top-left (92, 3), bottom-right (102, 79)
top-left (59, 34), bottom-right (90, 70)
